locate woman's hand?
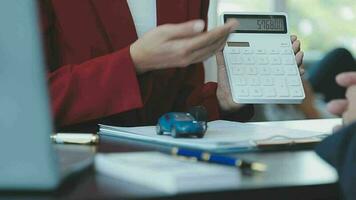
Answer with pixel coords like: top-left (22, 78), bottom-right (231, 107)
top-left (130, 19), bottom-right (238, 74)
top-left (291, 35), bottom-right (305, 75)
top-left (216, 35), bottom-right (305, 113)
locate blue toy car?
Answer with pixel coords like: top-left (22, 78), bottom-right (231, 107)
top-left (156, 112), bottom-right (207, 138)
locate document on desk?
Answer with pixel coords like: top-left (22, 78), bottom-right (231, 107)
top-left (95, 152), bottom-right (241, 194)
top-left (99, 120), bottom-right (330, 153)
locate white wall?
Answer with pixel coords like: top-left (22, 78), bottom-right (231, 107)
top-left (203, 0), bottom-right (218, 82)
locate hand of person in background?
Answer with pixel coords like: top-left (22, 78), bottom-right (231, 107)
top-left (327, 72), bottom-right (356, 126)
top-left (130, 19), bottom-right (239, 74)
top-left (215, 35), bottom-right (304, 113)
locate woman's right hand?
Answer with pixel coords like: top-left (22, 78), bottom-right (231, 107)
top-left (130, 19), bottom-right (238, 74)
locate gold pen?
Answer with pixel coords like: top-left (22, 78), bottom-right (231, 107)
top-left (51, 133), bottom-right (99, 145)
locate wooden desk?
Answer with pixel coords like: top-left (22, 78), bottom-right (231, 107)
top-left (1, 119), bottom-right (342, 200)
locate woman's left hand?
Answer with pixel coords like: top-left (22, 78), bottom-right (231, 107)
top-left (216, 35), bottom-right (304, 113)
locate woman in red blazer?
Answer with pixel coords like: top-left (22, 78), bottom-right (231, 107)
top-left (40, 0), bottom-right (303, 131)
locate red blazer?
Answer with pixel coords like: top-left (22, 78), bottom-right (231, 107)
top-left (40, 0), bottom-right (253, 131)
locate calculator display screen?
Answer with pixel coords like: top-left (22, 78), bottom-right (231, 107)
top-left (224, 14), bottom-right (287, 33)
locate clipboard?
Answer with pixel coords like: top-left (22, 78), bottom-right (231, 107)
top-left (254, 135), bottom-right (328, 151)
top-left (99, 120), bottom-right (330, 153)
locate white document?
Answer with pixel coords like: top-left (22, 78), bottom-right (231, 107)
top-left (95, 152), bottom-right (241, 194)
top-left (99, 120), bottom-right (329, 153)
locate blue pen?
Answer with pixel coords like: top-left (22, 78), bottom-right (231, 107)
top-left (171, 147), bottom-right (267, 172)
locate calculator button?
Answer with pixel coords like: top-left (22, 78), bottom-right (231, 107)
top-left (282, 49), bottom-right (293, 55)
top-left (256, 49), bottom-right (266, 54)
top-left (257, 56), bottom-right (269, 65)
top-left (280, 42), bottom-right (290, 47)
top-left (258, 66), bottom-right (270, 75)
top-left (235, 87), bottom-right (249, 97)
top-left (232, 66), bottom-right (244, 75)
top-left (249, 87), bottom-right (263, 97)
top-left (230, 55), bottom-right (243, 64)
top-left (246, 66), bottom-right (257, 75)
top-left (282, 57), bottom-right (295, 65)
top-left (225, 48), bottom-right (233, 53)
top-left (234, 76), bottom-right (246, 86)
top-left (286, 77), bottom-right (300, 86)
top-left (289, 86), bottom-right (304, 97)
top-left (244, 56), bottom-right (255, 65)
top-left (243, 49), bottom-right (254, 54)
top-left (270, 56), bottom-right (282, 65)
top-left (271, 66), bottom-right (285, 75)
top-left (262, 86), bottom-right (277, 97)
top-left (269, 49), bottom-right (280, 54)
top-left (230, 48), bottom-right (240, 54)
top-left (286, 66), bottom-right (298, 75)
top-left (261, 77), bottom-right (273, 86)
top-left (247, 76), bottom-right (260, 86)
top-left (276, 85), bottom-right (290, 97)
top-left (275, 77), bottom-right (286, 86)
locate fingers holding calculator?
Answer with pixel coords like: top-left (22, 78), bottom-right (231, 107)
top-left (290, 35), bottom-right (305, 75)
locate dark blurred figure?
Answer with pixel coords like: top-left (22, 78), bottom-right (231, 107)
top-left (316, 71), bottom-right (356, 200)
top-left (308, 48), bottom-right (356, 102)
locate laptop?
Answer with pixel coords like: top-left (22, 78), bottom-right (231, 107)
top-left (0, 1), bottom-right (94, 190)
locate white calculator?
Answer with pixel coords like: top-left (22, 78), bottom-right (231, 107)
top-left (222, 12), bottom-right (305, 104)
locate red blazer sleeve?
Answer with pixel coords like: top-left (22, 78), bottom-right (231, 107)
top-left (48, 47), bottom-right (143, 127)
top-left (39, 1), bottom-right (143, 127)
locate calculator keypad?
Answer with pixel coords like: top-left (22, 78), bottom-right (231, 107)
top-left (226, 47), bottom-right (304, 103)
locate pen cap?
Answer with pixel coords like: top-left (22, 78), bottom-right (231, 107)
top-left (51, 133), bottom-right (99, 145)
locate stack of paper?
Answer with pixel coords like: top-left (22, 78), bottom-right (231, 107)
top-left (99, 120), bottom-right (329, 153)
top-left (95, 152), bottom-right (241, 194)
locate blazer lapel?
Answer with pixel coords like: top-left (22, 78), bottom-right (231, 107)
top-left (90, 0), bottom-right (137, 51)
top-left (156, 0), bottom-right (188, 25)
top-left (90, 0), bottom-right (206, 50)
top-left (156, 0), bottom-right (207, 25)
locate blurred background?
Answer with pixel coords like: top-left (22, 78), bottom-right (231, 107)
top-left (204, 0), bottom-right (356, 121)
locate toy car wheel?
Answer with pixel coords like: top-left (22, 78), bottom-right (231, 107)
top-left (171, 127), bottom-right (179, 138)
top-left (156, 124), bottom-right (163, 135)
top-left (197, 133), bottom-right (205, 138)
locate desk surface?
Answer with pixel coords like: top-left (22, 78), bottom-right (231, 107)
top-left (1, 118), bottom-right (342, 200)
